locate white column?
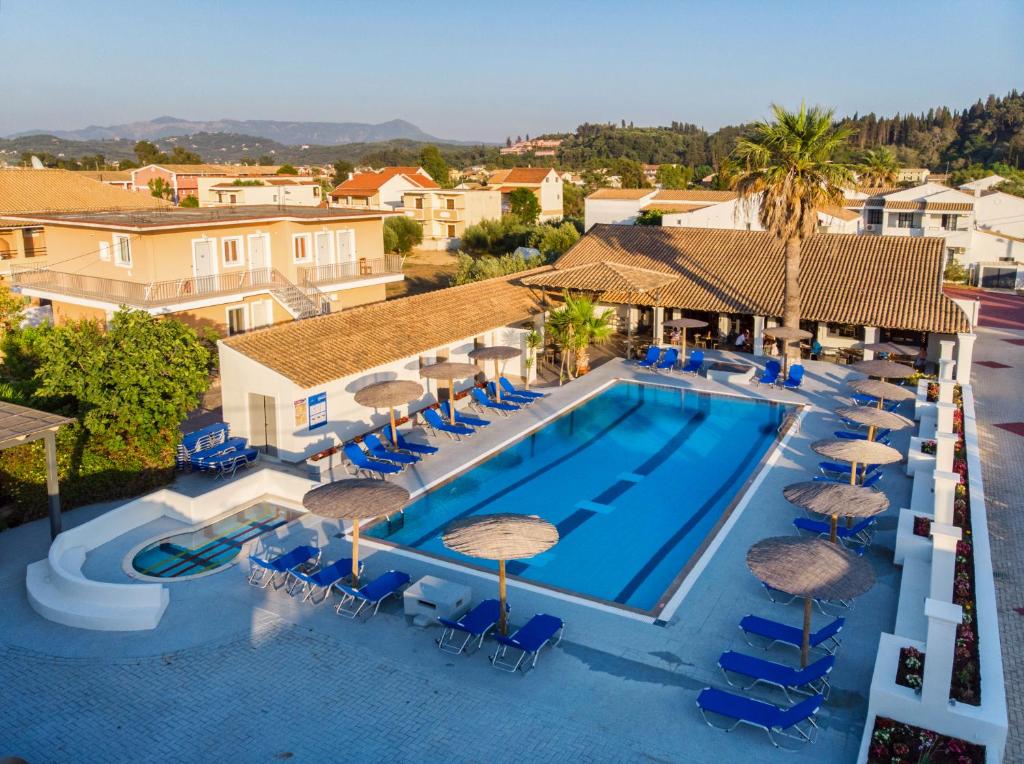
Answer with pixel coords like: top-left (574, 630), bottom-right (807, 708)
top-left (930, 523), bottom-right (963, 602)
top-left (863, 326), bottom-right (880, 360)
top-left (718, 315), bottom-right (731, 338)
top-left (934, 435), bottom-right (958, 475)
top-left (936, 402), bottom-right (957, 434)
top-left (932, 469), bottom-right (960, 524)
top-left (956, 333), bottom-right (976, 385)
top-left (921, 597), bottom-right (964, 710)
top-left (752, 316), bottom-right (765, 356)
top-left (653, 306), bottom-right (664, 344)
top-left (938, 380), bottom-right (954, 404)
top-left (939, 340), bottom-right (956, 382)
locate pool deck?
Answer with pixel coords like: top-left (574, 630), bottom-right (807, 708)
top-left (0, 351), bottom-right (909, 763)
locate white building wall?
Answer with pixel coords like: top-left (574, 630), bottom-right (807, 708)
top-left (583, 197), bottom-right (652, 230)
top-left (538, 172), bottom-right (564, 220)
top-left (973, 191), bottom-right (1024, 237)
top-left (662, 199), bottom-right (763, 230)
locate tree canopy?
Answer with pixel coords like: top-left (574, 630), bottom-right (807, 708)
top-left (508, 188), bottom-right (541, 223)
top-left (383, 215), bottom-right (423, 255)
top-left (419, 145), bottom-right (450, 187)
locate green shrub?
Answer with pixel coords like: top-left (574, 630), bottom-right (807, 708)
top-left (384, 215), bottom-right (423, 254)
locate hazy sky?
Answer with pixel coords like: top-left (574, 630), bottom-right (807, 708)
top-left (3, 0), bottom-right (1022, 142)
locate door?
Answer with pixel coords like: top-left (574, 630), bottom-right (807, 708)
top-left (250, 300), bottom-right (272, 329)
top-left (192, 239), bottom-right (216, 293)
top-left (314, 232), bottom-right (332, 266)
top-left (336, 229), bottom-right (356, 263)
top-left (248, 234), bottom-right (269, 270)
top-left (248, 393), bottom-right (278, 457)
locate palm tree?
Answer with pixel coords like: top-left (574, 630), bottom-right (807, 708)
top-left (857, 147), bottom-right (899, 188)
top-left (545, 292), bottom-right (615, 381)
top-left (545, 306), bottom-right (575, 384)
top-left (522, 329), bottom-right (542, 389)
top-left (732, 104), bottom-right (854, 362)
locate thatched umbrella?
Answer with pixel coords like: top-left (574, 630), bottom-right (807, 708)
top-left (303, 479), bottom-right (411, 586)
top-left (442, 513), bottom-right (558, 634)
top-left (663, 317), bottom-right (708, 362)
top-left (468, 345), bottom-right (521, 402)
top-left (783, 480), bottom-right (889, 544)
top-left (834, 405), bottom-right (914, 443)
top-left (747, 536), bottom-right (875, 667)
top-left (848, 378), bottom-right (916, 412)
top-left (763, 325), bottom-right (814, 375)
top-left (812, 437), bottom-right (902, 487)
top-left (857, 341), bottom-right (920, 358)
top-left (419, 361), bottom-right (481, 424)
top-left (850, 359), bottom-right (916, 382)
top-left (354, 380), bottom-right (424, 443)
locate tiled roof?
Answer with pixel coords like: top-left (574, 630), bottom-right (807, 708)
top-left (520, 261), bottom-right (676, 294)
top-left (554, 225), bottom-right (968, 334)
top-left (144, 164), bottom-right (284, 175)
top-left (330, 168), bottom-right (437, 197)
top-left (0, 169), bottom-right (171, 214)
top-left (74, 170), bottom-right (132, 182)
top-left (223, 268), bottom-right (550, 388)
top-left (641, 203), bottom-right (705, 214)
top-left (883, 200), bottom-right (974, 211)
top-left (843, 199), bottom-right (866, 209)
top-left (587, 188), bottom-right (653, 200)
top-left (489, 168), bottom-right (554, 185)
top-left (819, 205), bottom-right (861, 222)
top-left (651, 190), bottom-right (736, 203)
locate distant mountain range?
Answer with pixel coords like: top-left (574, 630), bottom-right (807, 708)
top-left (7, 116), bottom-right (474, 146)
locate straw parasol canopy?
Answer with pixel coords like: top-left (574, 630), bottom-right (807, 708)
top-left (763, 326), bottom-right (814, 372)
top-left (783, 480), bottom-right (889, 543)
top-left (419, 361), bottom-right (481, 424)
top-left (858, 341), bottom-right (920, 357)
top-left (663, 317), bottom-right (708, 360)
top-left (747, 536), bottom-right (875, 666)
top-left (354, 380), bottom-right (424, 442)
top-left (468, 345), bottom-right (521, 401)
top-left (850, 359), bottom-right (916, 380)
top-left (303, 479), bottom-right (411, 585)
top-left (443, 513), bottom-right (558, 634)
top-left (812, 437), bottom-right (902, 488)
top-left (848, 378), bottom-right (917, 404)
top-left (835, 405), bottom-right (914, 440)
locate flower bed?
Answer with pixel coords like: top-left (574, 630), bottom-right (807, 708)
top-left (921, 439), bottom-right (936, 455)
top-left (868, 716), bottom-right (985, 763)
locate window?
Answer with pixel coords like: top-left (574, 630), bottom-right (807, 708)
top-left (447, 224), bottom-right (456, 238)
top-left (415, 197), bottom-right (423, 209)
top-left (866, 208), bottom-right (883, 226)
top-left (826, 322), bottom-right (861, 339)
top-left (229, 194), bottom-right (237, 204)
top-left (941, 214), bottom-right (959, 231)
top-left (895, 212), bottom-right (915, 229)
top-left (226, 306), bottom-right (247, 336)
top-left (222, 237), bottom-right (242, 266)
top-left (446, 198), bottom-right (455, 210)
top-left (313, 187), bottom-right (320, 198)
top-left (293, 233), bottom-right (311, 262)
top-left (98, 241), bottom-right (110, 261)
top-left (113, 234), bottom-right (132, 267)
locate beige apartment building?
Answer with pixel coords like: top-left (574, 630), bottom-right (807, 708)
top-left (196, 176), bottom-right (323, 207)
top-left (401, 188), bottom-right (502, 249)
top-left (6, 206), bottom-right (403, 335)
top-left (487, 167), bottom-right (564, 221)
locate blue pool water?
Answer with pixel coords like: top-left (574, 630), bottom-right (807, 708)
top-left (368, 382), bottom-right (791, 611)
top-left (132, 501), bottom-right (302, 578)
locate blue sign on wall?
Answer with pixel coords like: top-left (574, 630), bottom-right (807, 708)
top-left (308, 392), bottom-right (327, 430)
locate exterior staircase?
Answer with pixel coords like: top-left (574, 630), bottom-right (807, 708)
top-left (268, 269), bottom-right (329, 320)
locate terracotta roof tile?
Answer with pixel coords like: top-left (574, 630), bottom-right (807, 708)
top-left (884, 200), bottom-right (974, 211)
top-left (587, 188), bottom-right (653, 200)
top-left (819, 205), bottom-right (861, 222)
top-left (652, 189), bottom-right (736, 203)
top-left (330, 167), bottom-right (438, 196)
top-left (0, 168), bottom-right (171, 214)
top-left (554, 225), bottom-right (967, 334)
top-left (489, 168), bottom-right (554, 185)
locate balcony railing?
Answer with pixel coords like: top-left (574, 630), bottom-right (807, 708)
top-left (297, 255), bottom-right (403, 286)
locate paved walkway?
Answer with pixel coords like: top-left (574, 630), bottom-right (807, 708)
top-left (1, 355), bottom-right (910, 763)
top-left (963, 289), bottom-right (1024, 761)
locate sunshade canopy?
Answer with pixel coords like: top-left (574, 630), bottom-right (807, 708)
top-left (834, 406), bottom-right (914, 431)
top-left (418, 361), bottom-right (481, 380)
top-left (663, 317), bottom-right (708, 329)
top-left (782, 481), bottom-right (889, 520)
top-left (520, 260), bottom-right (676, 294)
top-left (811, 438), bottom-right (903, 465)
top-left (442, 514), bottom-right (558, 560)
top-left (303, 478), bottom-right (411, 520)
top-left (858, 341), bottom-right (920, 356)
top-left (848, 378), bottom-right (917, 402)
top-left (353, 380), bottom-right (424, 409)
top-left (762, 326), bottom-right (813, 341)
top-left (467, 345), bottom-right (521, 362)
top-left (746, 536), bottom-right (876, 601)
top-left (850, 359), bottom-right (916, 379)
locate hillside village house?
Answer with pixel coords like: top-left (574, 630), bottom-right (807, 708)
top-left (196, 176), bottom-right (322, 207)
top-left (218, 224), bottom-right (974, 464)
top-left (401, 187), bottom-right (501, 249)
top-left (129, 164), bottom-right (286, 202)
top-left (6, 206), bottom-right (402, 335)
top-left (0, 168), bottom-right (170, 277)
top-left (487, 167), bottom-right (563, 221)
top-left (897, 167), bottom-right (930, 184)
top-left (74, 170), bottom-right (133, 189)
top-left (329, 167), bottom-right (438, 210)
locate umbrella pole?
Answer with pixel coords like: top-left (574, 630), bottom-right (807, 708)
top-left (448, 378), bottom-right (456, 425)
top-left (830, 513), bottom-right (838, 544)
top-left (849, 461), bottom-right (858, 486)
top-left (351, 521), bottom-right (361, 587)
top-left (389, 407), bottom-right (397, 445)
top-left (494, 359), bottom-right (501, 402)
top-left (867, 424), bottom-right (876, 442)
top-left (682, 330), bottom-right (687, 368)
top-left (498, 559), bottom-right (508, 635)
top-left (801, 597), bottom-right (812, 668)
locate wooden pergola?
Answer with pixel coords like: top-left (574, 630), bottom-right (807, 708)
top-left (0, 402), bottom-right (73, 539)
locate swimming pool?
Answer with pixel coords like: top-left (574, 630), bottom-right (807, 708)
top-left (368, 382), bottom-right (793, 612)
top-left (131, 500), bottom-right (303, 579)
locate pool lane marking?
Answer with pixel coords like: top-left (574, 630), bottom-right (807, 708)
top-left (613, 422), bottom-right (779, 604)
top-left (404, 398), bottom-right (646, 547)
top-left (617, 472), bottom-right (644, 483)
top-left (574, 500), bottom-right (615, 515)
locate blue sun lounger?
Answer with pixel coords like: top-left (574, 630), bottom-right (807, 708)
top-left (196, 446), bottom-right (260, 479)
top-left (754, 359), bottom-right (781, 386)
top-left (441, 401), bottom-right (491, 428)
top-left (834, 429), bottom-right (891, 445)
top-left (343, 442), bottom-right (403, 478)
top-left (814, 471), bottom-right (883, 488)
top-left (696, 687), bottom-right (823, 748)
top-left (655, 347), bottom-right (679, 371)
top-left (636, 346), bottom-right (661, 368)
top-left (819, 460), bottom-right (881, 479)
top-left (490, 613), bottom-right (564, 672)
top-left (471, 387), bottom-right (520, 415)
top-left (333, 570), bottom-right (411, 618)
top-left (422, 407), bottom-right (475, 439)
top-left (781, 364), bottom-right (805, 389)
top-left (740, 614), bottom-right (844, 656)
top-left (852, 393), bottom-right (901, 411)
top-left (287, 558), bottom-right (362, 604)
top-left (487, 381), bottom-right (535, 406)
top-left (793, 516), bottom-right (875, 545)
top-left (390, 430), bottom-right (439, 456)
top-left (247, 544), bottom-right (320, 589)
top-left (436, 598), bottom-right (507, 655)
top-left (500, 377), bottom-right (545, 399)
top-left (681, 349), bottom-right (704, 375)
top-left (362, 434), bottom-right (420, 465)
top-left (718, 651), bottom-right (834, 702)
